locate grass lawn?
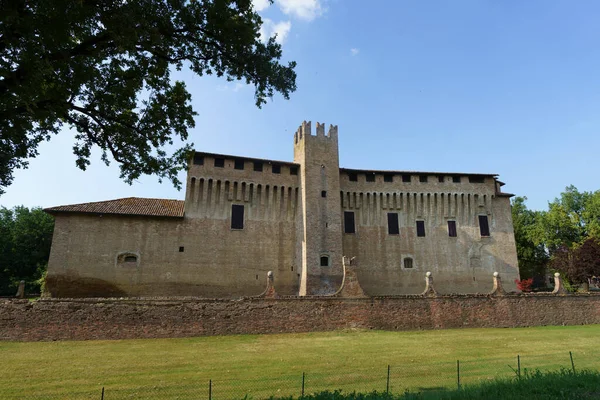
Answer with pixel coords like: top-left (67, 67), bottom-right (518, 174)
top-left (1, 325), bottom-right (599, 399)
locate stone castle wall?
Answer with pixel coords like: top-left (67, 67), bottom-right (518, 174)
top-left (2, 294), bottom-right (599, 341)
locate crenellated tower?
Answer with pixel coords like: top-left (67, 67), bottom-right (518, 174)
top-left (294, 121), bottom-right (343, 295)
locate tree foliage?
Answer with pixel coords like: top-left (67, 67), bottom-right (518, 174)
top-left (0, 206), bottom-right (54, 295)
top-left (550, 238), bottom-right (600, 285)
top-left (511, 196), bottom-right (549, 280)
top-left (0, 0), bottom-right (297, 194)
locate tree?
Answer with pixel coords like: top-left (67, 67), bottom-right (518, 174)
top-left (511, 196), bottom-right (549, 281)
top-left (551, 238), bottom-right (600, 289)
top-left (0, 206), bottom-right (54, 295)
top-left (0, 0), bottom-right (297, 194)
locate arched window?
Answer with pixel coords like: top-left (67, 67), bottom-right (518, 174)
top-left (320, 255), bottom-right (330, 267)
top-left (117, 253), bottom-right (139, 267)
top-left (124, 255), bottom-right (137, 263)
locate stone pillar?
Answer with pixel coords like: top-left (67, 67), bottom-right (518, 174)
top-left (490, 272), bottom-right (505, 296)
top-left (260, 271), bottom-right (278, 298)
top-left (15, 281), bottom-right (25, 299)
top-left (334, 256), bottom-right (367, 298)
top-left (552, 272), bottom-right (568, 295)
top-left (421, 272), bottom-right (437, 297)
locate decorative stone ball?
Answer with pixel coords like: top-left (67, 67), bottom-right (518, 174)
top-left (425, 271), bottom-right (432, 277)
top-left (493, 272), bottom-right (499, 277)
top-left (554, 272), bottom-right (560, 277)
top-left (267, 271), bottom-right (273, 278)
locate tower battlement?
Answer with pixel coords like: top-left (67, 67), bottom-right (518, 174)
top-left (294, 121), bottom-right (338, 144)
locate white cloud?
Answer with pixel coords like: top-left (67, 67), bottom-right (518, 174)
top-left (350, 48), bottom-right (360, 56)
top-left (276, 0), bottom-right (323, 21)
top-left (260, 19), bottom-right (292, 44)
top-left (252, 0), bottom-right (271, 12)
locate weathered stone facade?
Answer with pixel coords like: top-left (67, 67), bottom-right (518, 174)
top-left (45, 121), bottom-right (519, 298)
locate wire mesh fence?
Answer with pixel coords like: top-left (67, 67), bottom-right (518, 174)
top-left (4, 351), bottom-right (597, 400)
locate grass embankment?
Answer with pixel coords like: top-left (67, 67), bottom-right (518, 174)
top-left (1, 325), bottom-right (599, 399)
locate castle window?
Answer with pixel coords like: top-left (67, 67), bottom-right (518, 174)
top-left (416, 220), bottom-right (426, 237)
top-left (193, 154), bottom-right (204, 165)
top-left (402, 174), bottom-right (411, 183)
top-left (387, 213), bottom-right (400, 235)
top-left (469, 176), bottom-right (485, 184)
top-left (344, 211), bottom-right (356, 234)
top-left (321, 191), bottom-right (327, 198)
top-left (348, 173), bottom-right (358, 182)
top-left (404, 257), bottom-right (414, 269)
top-left (290, 166), bottom-right (298, 175)
top-left (366, 173), bottom-right (375, 182)
top-left (384, 174), bottom-right (393, 183)
top-left (478, 215), bottom-right (490, 237)
top-left (214, 158), bottom-right (225, 168)
top-left (231, 205), bottom-right (244, 230)
top-left (179, 246), bottom-right (185, 252)
top-left (117, 253), bottom-right (138, 267)
top-left (254, 161), bottom-right (263, 172)
top-left (452, 175), bottom-right (461, 183)
top-left (320, 256), bottom-right (330, 267)
top-left (272, 164), bottom-right (281, 174)
top-left (438, 175), bottom-right (445, 183)
top-left (448, 221), bottom-right (457, 237)
top-left (234, 159), bottom-right (244, 170)
top-left (419, 175), bottom-right (428, 183)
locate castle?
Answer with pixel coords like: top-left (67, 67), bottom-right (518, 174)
top-left (44, 122), bottom-right (520, 298)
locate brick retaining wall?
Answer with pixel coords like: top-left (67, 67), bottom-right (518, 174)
top-left (1, 294), bottom-right (600, 341)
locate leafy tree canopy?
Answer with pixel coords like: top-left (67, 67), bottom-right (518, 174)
top-left (510, 196), bottom-right (548, 280)
top-left (0, 0), bottom-right (297, 194)
top-left (0, 206), bottom-right (54, 295)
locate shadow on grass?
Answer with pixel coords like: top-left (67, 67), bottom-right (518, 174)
top-left (268, 369), bottom-right (600, 400)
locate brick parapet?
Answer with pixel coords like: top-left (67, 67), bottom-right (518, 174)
top-left (2, 294), bottom-right (600, 341)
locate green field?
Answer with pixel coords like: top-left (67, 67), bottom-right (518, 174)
top-left (1, 325), bottom-right (599, 399)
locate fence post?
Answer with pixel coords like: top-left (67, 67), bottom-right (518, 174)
top-left (386, 365), bottom-right (390, 393)
top-left (570, 351), bottom-right (576, 373)
top-left (209, 379), bottom-right (212, 400)
top-left (456, 360), bottom-right (460, 389)
top-left (517, 355), bottom-right (521, 379)
top-left (301, 372), bottom-right (305, 398)
top-left (101, 387), bottom-right (104, 400)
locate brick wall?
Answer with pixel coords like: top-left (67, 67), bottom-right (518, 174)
top-left (2, 294), bottom-right (600, 341)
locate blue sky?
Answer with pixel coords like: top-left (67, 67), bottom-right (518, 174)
top-left (3, 0), bottom-right (600, 211)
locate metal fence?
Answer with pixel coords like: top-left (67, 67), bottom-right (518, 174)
top-left (4, 351), bottom-right (596, 399)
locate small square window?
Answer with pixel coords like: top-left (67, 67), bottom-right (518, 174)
top-left (321, 191), bottom-right (327, 198)
top-left (272, 164), bottom-right (281, 174)
top-left (438, 175), bottom-right (445, 183)
top-left (402, 174), bottom-right (411, 183)
top-left (384, 174), bottom-right (393, 183)
top-left (320, 256), bottom-right (329, 267)
top-left (452, 176), bottom-right (461, 183)
top-left (254, 162), bottom-right (263, 172)
top-left (348, 173), bottom-right (358, 182)
top-left (404, 258), bottom-right (413, 269)
top-left (179, 246), bottom-right (185, 252)
top-left (193, 154), bottom-right (204, 165)
top-left (214, 158), bottom-right (225, 168)
top-left (290, 166), bottom-right (298, 175)
top-left (366, 174), bottom-right (375, 182)
top-left (234, 159), bottom-right (244, 170)
top-left (419, 175), bottom-right (428, 183)
top-left (416, 220), bottom-right (426, 237)
top-left (469, 176), bottom-right (485, 184)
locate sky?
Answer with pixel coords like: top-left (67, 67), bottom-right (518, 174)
top-left (3, 0), bottom-right (600, 211)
